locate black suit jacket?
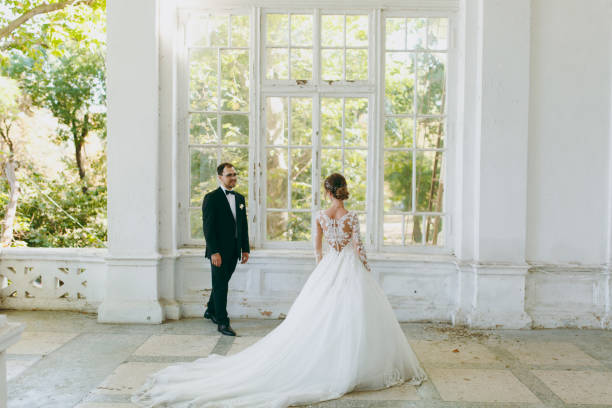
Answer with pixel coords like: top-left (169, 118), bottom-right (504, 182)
top-left (202, 187), bottom-right (250, 259)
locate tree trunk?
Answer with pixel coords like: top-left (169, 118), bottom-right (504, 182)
top-left (1, 159), bottom-right (19, 246)
top-left (74, 137), bottom-right (88, 193)
top-left (425, 132), bottom-right (443, 243)
top-left (73, 115), bottom-right (90, 193)
top-left (0, 0), bottom-right (94, 40)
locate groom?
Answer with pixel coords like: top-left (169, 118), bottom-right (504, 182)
top-left (202, 162), bottom-right (250, 336)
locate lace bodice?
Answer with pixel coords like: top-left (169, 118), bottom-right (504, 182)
top-left (314, 210), bottom-right (371, 272)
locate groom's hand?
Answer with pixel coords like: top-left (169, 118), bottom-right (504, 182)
top-left (211, 253), bottom-right (222, 267)
top-left (241, 252), bottom-right (249, 264)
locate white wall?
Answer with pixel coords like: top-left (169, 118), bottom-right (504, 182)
top-left (527, 0), bottom-right (612, 265)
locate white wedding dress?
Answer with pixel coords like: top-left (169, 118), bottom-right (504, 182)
top-left (132, 210), bottom-right (427, 408)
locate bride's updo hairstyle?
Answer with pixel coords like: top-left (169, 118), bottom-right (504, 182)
top-left (324, 173), bottom-right (350, 200)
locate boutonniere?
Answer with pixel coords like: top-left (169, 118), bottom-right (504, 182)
top-left (239, 203), bottom-right (245, 210)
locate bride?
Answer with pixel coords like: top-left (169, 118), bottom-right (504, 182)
top-left (132, 173), bottom-right (427, 407)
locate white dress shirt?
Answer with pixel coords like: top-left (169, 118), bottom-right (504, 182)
top-left (220, 184), bottom-right (237, 220)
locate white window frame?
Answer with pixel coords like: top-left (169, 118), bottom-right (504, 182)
top-left (176, 2), bottom-right (457, 256)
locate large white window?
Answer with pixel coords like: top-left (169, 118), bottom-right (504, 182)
top-left (179, 7), bottom-right (453, 254)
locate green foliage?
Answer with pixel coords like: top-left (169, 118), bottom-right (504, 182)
top-left (0, 0), bottom-right (107, 247)
top-left (0, 76), bottom-right (21, 120)
top-left (0, 0), bottom-right (106, 62)
top-left (0, 160), bottom-right (107, 247)
top-left (6, 46), bottom-right (106, 141)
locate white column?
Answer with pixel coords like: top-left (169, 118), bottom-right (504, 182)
top-left (98, 0), bottom-right (164, 323)
top-left (606, 0), bottom-right (612, 330)
top-left (455, 0), bottom-right (532, 328)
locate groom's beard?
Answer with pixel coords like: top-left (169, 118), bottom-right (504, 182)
top-left (221, 180), bottom-right (237, 190)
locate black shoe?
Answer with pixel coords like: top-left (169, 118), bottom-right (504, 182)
top-left (218, 323), bottom-right (236, 336)
top-left (204, 309), bottom-right (218, 324)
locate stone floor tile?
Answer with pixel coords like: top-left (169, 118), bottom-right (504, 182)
top-left (94, 362), bottom-right (170, 395)
top-left (227, 336), bottom-right (262, 356)
top-left (7, 331), bottom-right (79, 355)
top-left (427, 368), bottom-right (540, 403)
top-left (532, 369), bottom-right (612, 405)
top-left (132, 334), bottom-right (218, 357)
top-left (340, 382), bottom-right (420, 401)
top-left (6, 357), bottom-right (41, 381)
top-left (410, 340), bottom-right (500, 366)
top-left (75, 404), bottom-right (137, 408)
top-left (504, 341), bottom-right (602, 366)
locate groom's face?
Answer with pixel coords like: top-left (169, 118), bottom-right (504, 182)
top-left (219, 166), bottom-right (237, 189)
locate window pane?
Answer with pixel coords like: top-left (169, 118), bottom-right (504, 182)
top-left (384, 151), bottom-right (412, 212)
top-left (190, 208), bottom-right (204, 240)
top-left (209, 15), bottom-right (229, 46)
top-left (405, 214), bottom-right (424, 244)
top-left (415, 151), bottom-right (444, 212)
top-left (427, 18), bottom-right (448, 50)
top-left (291, 15), bottom-right (313, 46)
top-left (266, 14), bottom-right (288, 46)
top-left (425, 215), bottom-right (444, 246)
top-left (190, 113), bottom-right (218, 145)
top-left (321, 15), bottom-right (344, 47)
top-left (290, 48), bottom-right (313, 80)
top-left (221, 49), bottom-right (249, 112)
top-left (290, 98), bottom-right (312, 146)
top-left (267, 212), bottom-right (311, 241)
top-left (416, 118), bottom-right (444, 149)
top-left (344, 98), bottom-right (368, 147)
top-left (190, 148), bottom-right (217, 207)
top-left (321, 149), bottom-right (342, 181)
top-left (321, 98), bottom-right (342, 146)
top-left (221, 114), bottom-right (248, 145)
top-left (267, 148), bottom-right (288, 209)
top-left (189, 49), bottom-right (217, 111)
top-left (346, 15), bottom-right (368, 47)
top-left (417, 52), bottom-right (446, 115)
top-left (386, 18), bottom-right (405, 50)
top-left (222, 147), bottom-right (249, 198)
top-left (383, 214), bottom-right (402, 245)
top-left (266, 97), bottom-right (288, 145)
top-left (266, 48), bottom-right (289, 79)
top-left (358, 213), bottom-right (367, 239)
top-left (321, 49), bottom-right (343, 81)
top-left (346, 49), bottom-right (368, 81)
top-left (385, 52), bottom-right (414, 114)
top-left (291, 148), bottom-right (312, 209)
top-left (186, 16), bottom-right (210, 46)
top-left (384, 117), bottom-right (413, 148)
top-left (344, 150), bottom-right (367, 211)
top-left (231, 15), bottom-right (250, 47)
top-left (406, 18), bottom-right (426, 49)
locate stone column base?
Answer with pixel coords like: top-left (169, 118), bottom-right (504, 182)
top-left (458, 263), bottom-right (533, 329)
top-left (97, 255), bottom-right (164, 324)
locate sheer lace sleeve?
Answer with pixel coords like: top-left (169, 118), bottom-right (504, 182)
top-left (314, 211), bottom-right (324, 263)
top-left (350, 213), bottom-right (371, 272)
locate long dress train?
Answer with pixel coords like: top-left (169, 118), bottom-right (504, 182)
top-left (132, 210), bottom-right (427, 407)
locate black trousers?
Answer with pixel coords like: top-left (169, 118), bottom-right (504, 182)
top-left (205, 239), bottom-right (239, 326)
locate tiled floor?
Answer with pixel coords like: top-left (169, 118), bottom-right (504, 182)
top-left (5, 310), bottom-right (612, 408)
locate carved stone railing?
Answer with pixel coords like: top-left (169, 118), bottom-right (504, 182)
top-left (0, 248), bottom-right (106, 312)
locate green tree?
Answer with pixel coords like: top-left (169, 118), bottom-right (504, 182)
top-left (6, 46), bottom-right (105, 192)
top-left (0, 0), bottom-right (105, 61)
top-left (0, 0), bottom-right (107, 247)
top-left (0, 76), bottom-right (24, 245)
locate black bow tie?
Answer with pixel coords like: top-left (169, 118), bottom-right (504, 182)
top-left (225, 190), bottom-right (235, 195)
